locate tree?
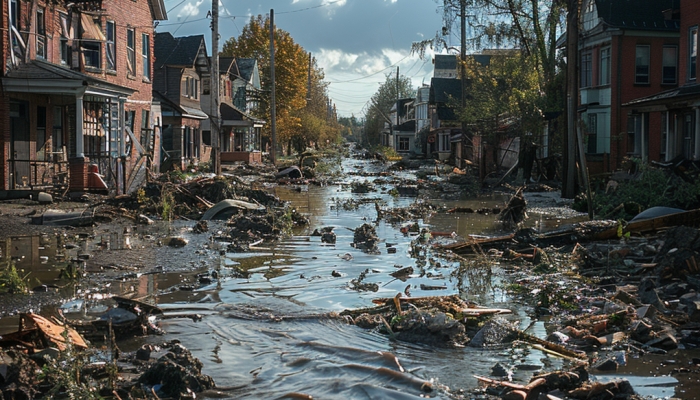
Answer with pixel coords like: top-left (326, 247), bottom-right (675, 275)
top-left (222, 15), bottom-right (316, 155)
top-left (364, 72), bottom-right (415, 147)
top-left (413, 0), bottom-right (569, 180)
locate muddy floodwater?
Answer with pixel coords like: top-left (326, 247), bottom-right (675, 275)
top-left (1, 156), bottom-right (698, 399)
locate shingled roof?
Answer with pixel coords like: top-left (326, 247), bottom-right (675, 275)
top-left (594, 0), bottom-right (679, 31)
top-left (154, 32), bottom-right (207, 69)
top-left (218, 57), bottom-right (257, 82)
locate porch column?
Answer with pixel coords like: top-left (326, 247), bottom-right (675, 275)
top-left (665, 111), bottom-right (671, 162)
top-left (641, 114), bottom-right (647, 163)
top-left (76, 93), bottom-right (84, 157)
top-left (695, 107), bottom-right (700, 160)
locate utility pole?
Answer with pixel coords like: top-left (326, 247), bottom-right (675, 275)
top-left (211, 0), bottom-right (221, 174)
top-left (270, 9), bottom-right (277, 164)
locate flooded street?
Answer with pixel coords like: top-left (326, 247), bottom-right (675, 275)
top-left (1, 154), bottom-right (698, 399)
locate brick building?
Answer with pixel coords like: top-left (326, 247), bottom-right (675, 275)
top-left (624, 0), bottom-right (700, 164)
top-left (0, 0), bottom-right (166, 195)
top-left (578, 0), bottom-right (680, 175)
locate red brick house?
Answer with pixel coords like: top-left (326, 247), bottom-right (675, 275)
top-left (0, 0), bottom-right (167, 195)
top-left (578, 0), bottom-right (680, 175)
top-left (624, 0), bottom-right (700, 164)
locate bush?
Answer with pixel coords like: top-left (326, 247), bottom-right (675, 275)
top-left (585, 161), bottom-right (700, 220)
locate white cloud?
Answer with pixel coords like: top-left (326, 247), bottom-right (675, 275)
top-left (291, 0), bottom-right (347, 17)
top-left (177, 0), bottom-right (205, 19)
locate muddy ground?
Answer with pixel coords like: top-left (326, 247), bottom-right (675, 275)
top-left (0, 148), bottom-right (699, 399)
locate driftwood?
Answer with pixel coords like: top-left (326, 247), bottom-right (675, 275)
top-left (441, 208), bottom-right (700, 255)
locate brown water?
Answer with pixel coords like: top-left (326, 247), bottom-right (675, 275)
top-left (0, 155), bottom-right (695, 399)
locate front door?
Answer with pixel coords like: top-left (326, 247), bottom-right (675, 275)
top-left (10, 101), bottom-right (30, 188)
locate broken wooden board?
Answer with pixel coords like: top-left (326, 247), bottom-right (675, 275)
top-left (0, 313), bottom-right (88, 352)
top-left (441, 208), bottom-right (700, 255)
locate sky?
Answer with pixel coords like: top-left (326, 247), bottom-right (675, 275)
top-left (158, 0), bottom-right (456, 118)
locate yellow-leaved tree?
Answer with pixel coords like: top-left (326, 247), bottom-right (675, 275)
top-left (222, 14), bottom-right (338, 157)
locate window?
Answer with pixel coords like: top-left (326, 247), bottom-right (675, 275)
top-left (10, 0), bottom-right (18, 29)
top-left (36, 8), bottom-right (46, 59)
top-left (59, 12), bottom-right (71, 66)
top-left (397, 136), bottom-right (410, 151)
top-left (82, 42), bottom-right (101, 69)
top-left (142, 34), bottom-right (150, 80)
top-left (141, 110), bottom-right (153, 152)
top-left (627, 114), bottom-right (644, 155)
top-left (580, 51), bottom-right (592, 88)
top-left (662, 46), bottom-right (678, 85)
top-left (80, 14), bottom-right (104, 69)
top-left (587, 114), bottom-right (598, 153)
top-left (690, 27), bottom-right (698, 81)
top-left (106, 21), bottom-right (116, 71)
top-left (582, 0), bottom-right (597, 31)
top-left (599, 47), bottom-right (610, 86)
top-left (127, 28), bottom-right (136, 76)
top-left (635, 45), bottom-right (650, 84)
top-left (439, 133), bottom-right (450, 152)
top-left (684, 113), bottom-right (695, 159)
top-left (235, 87), bottom-right (246, 110)
top-left (183, 76), bottom-right (199, 98)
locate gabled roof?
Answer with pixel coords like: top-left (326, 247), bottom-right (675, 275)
top-left (430, 78), bottom-right (461, 104)
top-left (219, 57), bottom-right (257, 81)
top-left (235, 58), bottom-right (257, 81)
top-left (593, 0), bottom-right (679, 31)
top-left (154, 32), bottom-right (207, 69)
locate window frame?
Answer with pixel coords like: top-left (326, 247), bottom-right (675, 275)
top-left (635, 45), bottom-right (650, 85)
top-left (126, 28), bottom-right (136, 77)
top-left (59, 12), bottom-right (71, 66)
top-left (690, 26), bottom-right (698, 81)
top-left (397, 136), bottom-right (410, 152)
top-left (81, 40), bottom-right (101, 69)
top-left (36, 7), bottom-right (46, 59)
top-left (106, 21), bottom-right (116, 71)
top-left (142, 33), bottom-right (150, 81)
top-left (599, 47), bottom-right (611, 86)
top-left (580, 51), bottom-right (592, 88)
top-left (662, 45), bottom-right (678, 85)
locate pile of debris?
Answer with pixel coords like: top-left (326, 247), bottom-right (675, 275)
top-left (352, 223), bottom-right (379, 253)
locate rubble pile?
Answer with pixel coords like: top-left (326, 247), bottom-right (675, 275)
top-left (352, 223), bottom-right (379, 253)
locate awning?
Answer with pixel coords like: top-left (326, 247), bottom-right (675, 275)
top-left (181, 105), bottom-right (208, 120)
top-left (80, 13), bottom-right (105, 41)
top-left (2, 59), bottom-right (134, 98)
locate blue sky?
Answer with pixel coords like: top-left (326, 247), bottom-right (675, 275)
top-left (158, 0), bottom-right (454, 117)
